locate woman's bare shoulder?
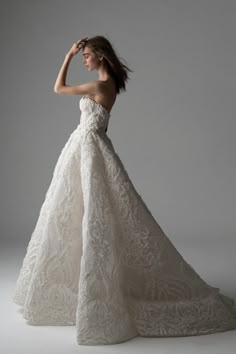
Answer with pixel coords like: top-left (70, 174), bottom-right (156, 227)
top-left (90, 79), bottom-right (117, 113)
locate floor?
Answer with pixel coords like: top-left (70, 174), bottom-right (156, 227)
top-left (2, 240), bottom-right (236, 354)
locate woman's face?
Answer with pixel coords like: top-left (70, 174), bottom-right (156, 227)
top-left (82, 46), bottom-right (100, 71)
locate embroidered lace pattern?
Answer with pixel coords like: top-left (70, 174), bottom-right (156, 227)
top-left (13, 96), bottom-right (236, 345)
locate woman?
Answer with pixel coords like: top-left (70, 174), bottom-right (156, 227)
top-left (13, 35), bottom-right (236, 346)
top-left (54, 35), bottom-right (132, 130)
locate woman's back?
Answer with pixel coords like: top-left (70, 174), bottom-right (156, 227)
top-left (86, 78), bottom-right (117, 114)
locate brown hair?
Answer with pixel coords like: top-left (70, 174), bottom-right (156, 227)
top-left (83, 35), bottom-right (133, 94)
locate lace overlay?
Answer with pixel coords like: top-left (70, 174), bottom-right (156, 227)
top-left (13, 96), bottom-right (236, 345)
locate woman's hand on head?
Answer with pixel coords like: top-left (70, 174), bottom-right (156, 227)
top-left (67, 37), bottom-right (88, 57)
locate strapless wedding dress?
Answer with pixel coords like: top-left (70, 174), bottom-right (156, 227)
top-left (13, 96), bottom-right (236, 345)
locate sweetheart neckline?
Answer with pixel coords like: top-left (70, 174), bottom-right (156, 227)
top-left (82, 96), bottom-right (110, 115)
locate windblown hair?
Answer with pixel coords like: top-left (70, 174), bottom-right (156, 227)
top-left (83, 35), bottom-right (133, 94)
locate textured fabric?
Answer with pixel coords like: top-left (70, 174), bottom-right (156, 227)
top-left (13, 96), bottom-right (236, 345)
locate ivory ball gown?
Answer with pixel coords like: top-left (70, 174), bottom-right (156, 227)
top-left (13, 96), bottom-right (236, 345)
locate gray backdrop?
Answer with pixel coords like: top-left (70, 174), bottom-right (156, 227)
top-left (1, 0), bottom-right (235, 254)
top-left (1, 1), bottom-right (236, 353)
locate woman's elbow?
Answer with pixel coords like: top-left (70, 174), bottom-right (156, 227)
top-left (54, 86), bottom-right (60, 94)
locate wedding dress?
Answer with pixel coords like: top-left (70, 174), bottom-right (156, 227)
top-left (13, 96), bottom-right (236, 345)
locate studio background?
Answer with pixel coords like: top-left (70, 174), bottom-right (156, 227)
top-left (1, 1), bottom-right (236, 353)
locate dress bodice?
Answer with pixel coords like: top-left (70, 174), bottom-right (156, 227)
top-left (79, 96), bottom-right (110, 135)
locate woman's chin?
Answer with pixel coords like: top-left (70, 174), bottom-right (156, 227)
top-left (86, 66), bottom-right (94, 71)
